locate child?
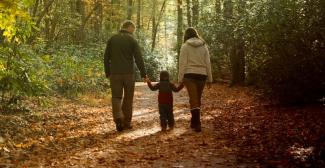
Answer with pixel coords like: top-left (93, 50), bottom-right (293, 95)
top-left (147, 71), bottom-right (184, 131)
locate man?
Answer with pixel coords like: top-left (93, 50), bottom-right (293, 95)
top-left (104, 20), bottom-right (147, 131)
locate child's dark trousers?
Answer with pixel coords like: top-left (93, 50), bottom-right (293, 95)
top-left (159, 104), bottom-right (174, 128)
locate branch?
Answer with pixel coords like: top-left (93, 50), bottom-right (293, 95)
top-left (35, 0), bottom-right (56, 27)
top-left (81, 4), bottom-right (100, 29)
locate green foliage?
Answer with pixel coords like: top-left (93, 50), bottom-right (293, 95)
top-left (41, 43), bottom-right (108, 97)
top-left (0, 0), bottom-right (35, 43)
top-left (0, 0), bottom-right (47, 108)
top-left (0, 43), bottom-right (49, 107)
top-left (135, 31), bottom-right (160, 81)
top-left (200, 0), bottom-right (325, 104)
top-left (253, 0), bottom-right (325, 103)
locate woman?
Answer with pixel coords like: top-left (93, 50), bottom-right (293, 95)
top-left (178, 27), bottom-right (212, 132)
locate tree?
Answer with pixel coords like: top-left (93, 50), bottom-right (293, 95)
top-left (176, 0), bottom-right (183, 61)
top-left (94, 0), bottom-right (103, 39)
top-left (136, 0), bottom-right (141, 29)
top-left (186, 0), bottom-right (192, 27)
top-left (192, 0), bottom-right (199, 27)
top-left (127, 0), bottom-right (133, 19)
top-left (151, 0), bottom-right (167, 51)
top-left (230, 0), bottom-right (246, 85)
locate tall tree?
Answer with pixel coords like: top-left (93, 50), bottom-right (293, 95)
top-left (136, 0), bottom-right (141, 29)
top-left (151, 0), bottom-right (167, 51)
top-left (192, 0), bottom-right (199, 27)
top-left (176, 0), bottom-right (183, 60)
top-left (28, 0), bottom-right (56, 43)
top-left (94, 0), bottom-right (103, 38)
top-left (127, 0), bottom-right (133, 19)
top-left (151, 0), bottom-right (157, 51)
top-left (232, 0), bottom-right (246, 85)
top-left (215, 0), bottom-right (221, 15)
top-left (186, 0), bottom-right (192, 27)
top-left (76, 0), bottom-right (86, 42)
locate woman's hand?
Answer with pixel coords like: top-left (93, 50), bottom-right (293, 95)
top-left (206, 82), bottom-right (212, 89)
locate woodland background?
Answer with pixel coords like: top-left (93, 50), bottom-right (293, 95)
top-left (1, 0), bottom-right (325, 108)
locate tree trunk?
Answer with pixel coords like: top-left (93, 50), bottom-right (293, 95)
top-left (215, 0), bottom-right (221, 15)
top-left (136, 0), bottom-right (141, 29)
top-left (229, 0), bottom-right (246, 85)
top-left (151, 0), bottom-right (167, 51)
top-left (76, 0), bottom-right (86, 43)
top-left (177, 0), bottom-right (183, 62)
top-left (28, 0), bottom-right (56, 43)
top-left (127, 0), bottom-right (133, 20)
top-left (31, 0), bottom-right (40, 17)
top-left (95, 0), bottom-right (103, 39)
top-left (186, 0), bottom-right (192, 27)
top-left (151, 0), bottom-right (157, 51)
top-left (192, 0), bottom-right (199, 27)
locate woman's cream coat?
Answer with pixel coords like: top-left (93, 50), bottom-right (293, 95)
top-left (178, 37), bottom-right (213, 83)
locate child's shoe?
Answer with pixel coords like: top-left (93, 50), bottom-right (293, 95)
top-left (161, 126), bottom-right (167, 132)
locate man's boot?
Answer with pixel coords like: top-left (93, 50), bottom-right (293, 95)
top-left (115, 118), bottom-right (124, 132)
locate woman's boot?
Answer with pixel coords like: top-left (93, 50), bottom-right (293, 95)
top-left (193, 109), bottom-right (201, 132)
top-left (190, 110), bottom-right (195, 128)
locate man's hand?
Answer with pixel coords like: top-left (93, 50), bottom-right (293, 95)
top-left (143, 75), bottom-right (149, 83)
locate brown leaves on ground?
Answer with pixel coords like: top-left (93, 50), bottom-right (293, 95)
top-left (0, 83), bottom-right (324, 167)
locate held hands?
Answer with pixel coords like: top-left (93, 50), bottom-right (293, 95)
top-left (144, 75), bottom-right (150, 83)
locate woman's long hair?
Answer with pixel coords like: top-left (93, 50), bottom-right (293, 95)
top-left (183, 27), bottom-right (203, 43)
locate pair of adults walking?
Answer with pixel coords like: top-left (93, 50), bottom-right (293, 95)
top-left (104, 20), bottom-right (212, 132)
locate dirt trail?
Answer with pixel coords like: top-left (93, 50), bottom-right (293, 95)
top-left (1, 83), bottom-right (250, 167)
top-left (2, 83), bottom-right (323, 167)
top-left (47, 83), bottom-right (243, 167)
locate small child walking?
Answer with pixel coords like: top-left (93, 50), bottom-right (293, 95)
top-left (147, 71), bottom-right (184, 131)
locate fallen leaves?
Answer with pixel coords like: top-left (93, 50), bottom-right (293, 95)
top-left (0, 83), bottom-right (324, 167)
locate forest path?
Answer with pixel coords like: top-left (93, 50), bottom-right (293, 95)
top-left (1, 83), bottom-right (248, 167)
top-left (54, 82), bottom-right (244, 168)
top-left (1, 83), bottom-right (324, 167)
top-left (43, 82), bottom-right (245, 167)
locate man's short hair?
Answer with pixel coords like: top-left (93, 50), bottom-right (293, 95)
top-left (120, 20), bottom-right (136, 30)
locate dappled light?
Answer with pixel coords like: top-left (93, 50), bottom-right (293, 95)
top-left (1, 0), bottom-right (325, 167)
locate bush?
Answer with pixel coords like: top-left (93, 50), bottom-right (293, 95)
top-left (43, 43), bottom-right (109, 97)
top-left (0, 44), bottom-right (49, 107)
top-left (254, 0), bottom-right (325, 104)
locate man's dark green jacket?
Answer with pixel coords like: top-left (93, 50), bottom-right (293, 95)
top-left (104, 30), bottom-right (146, 78)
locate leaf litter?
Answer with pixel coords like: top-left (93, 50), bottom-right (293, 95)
top-left (0, 83), bottom-right (324, 167)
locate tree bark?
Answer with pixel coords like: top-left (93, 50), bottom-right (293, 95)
top-left (127, 0), bottom-right (133, 20)
top-left (192, 0), bottom-right (199, 27)
top-left (35, 0), bottom-right (56, 28)
top-left (151, 0), bottom-right (167, 51)
top-left (136, 0), bottom-right (141, 29)
top-left (31, 0), bottom-right (40, 17)
top-left (28, 0), bottom-right (56, 43)
top-left (95, 0), bottom-right (103, 38)
top-left (177, 0), bottom-right (183, 62)
top-left (76, 0), bottom-right (86, 43)
top-left (230, 0), bottom-right (246, 85)
top-left (151, 0), bottom-right (157, 51)
top-left (186, 0), bottom-right (192, 27)
top-left (215, 0), bottom-right (221, 15)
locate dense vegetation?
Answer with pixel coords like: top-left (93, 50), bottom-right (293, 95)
top-left (0, 0), bottom-right (324, 108)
